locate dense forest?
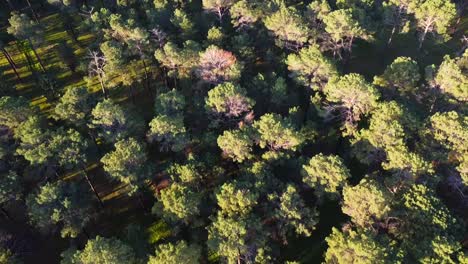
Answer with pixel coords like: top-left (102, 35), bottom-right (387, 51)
top-left (0, 0), bottom-right (467, 263)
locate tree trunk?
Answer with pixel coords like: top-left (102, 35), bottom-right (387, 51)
top-left (17, 41), bottom-right (35, 72)
top-left (217, 7), bottom-right (223, 25)
top-left (98, 73), bottom-right (107, 98)
top-left (66, 23), bottom-right (78, 41)
top-left (388, 8), bottom-right (402, 45)
top-left (0, 206), bottom-right (12, 221)
top-left (141, 58), bottom-right (151, 96)
top-left (82, 166), bottom-right (104, 208)
top-left (26, 0), bottom-right (39, 23)
top-left (137, 193), bottom-right (146, 211)
top-left (163, 68), bottom-right (169, 89)
top-left (348, 35), bottom-right (355, 54)
top-left (4, 0), bottom-right (15, 11)
top-left (82, 227), bottom-right (90, 239)
top-left (388, 26), bottom-right (396, 45)
top-left (419, 24), bottom-right (431, 50)
top-left (130, 85), bottom-right (136, 104)
top-left (1, 48), bottom-right (21, 81)
top-left (1, 47), bottom-right (16, 68)
top-left (27, 38), bottom-right (46, 72)
top-left (173, 75), bottom-right (178, 89)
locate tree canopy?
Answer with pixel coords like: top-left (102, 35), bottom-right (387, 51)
top-left (0, 0), bottom-right (465, 263)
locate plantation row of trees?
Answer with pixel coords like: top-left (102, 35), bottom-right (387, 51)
top-left (0, 0), bottom-right (466, 263)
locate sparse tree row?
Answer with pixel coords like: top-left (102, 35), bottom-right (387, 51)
top-left (0, 0), bottom-right (466, 263)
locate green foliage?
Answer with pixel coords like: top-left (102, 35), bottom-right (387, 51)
top-left (158, 182), bottom-right (201, 221)
top-left (302, 153), bottom-right (350, 200)
top-left (16, 118), bottom-right (89, 169)
top-left (322, 9), bottom-right (366, 56)
top-left (400, 184), bottom-right (463, 261)
top-left (306, 0), bottom-right (332, 21)
top-left (171, 9), bottom-right (196, 40)
top-left (7, 12), bottom-right (42, 42)
top-left (100, 40), bottom-right (125, 71)
top-left (373, 57), bottom-right (421, 95)
top-left (48, 128), bottom-right (89, 169)
top-left (54, 87), bottom-right (95, 126)
top-left (0, 171), bottom-right (22, 205)
top-left (27, 181), bottom-right (93, 238)
top-left (324, 73), bottom-right (379, 134)
top-left (325, 228), bottom-right (396, 264)
top-left (202, 0), bottom-right (236, 22)
top-left (101, 138), bottom-right (152, 195)
top-left (217, 129), bottom-right (253, 162)
top-left (382, 145), bottom-right (433, 178)
top-left (61, 236), bottom-right (136, 264)
top-left (167, 162), bottom-right (203, 184)
top-left (430, 111), bottom-right (467, 183)
top-left (270, 77), bottom-right (288, 107)
top-left (413, 0), bottom-right (456, 45)
top-left (15, 116), bottom-right (50, 165)
top-left (148, 240), bottom-right (201, 264)
top-left (89, 100), bottom-right (142, 143)
top-left (0, 96), bottom-right (34, 131)
top-left (207, 213), bottom-right (264, 264)
top-left (230, 0), bottom-right (261, 28)
top-left (434, 55), bottom-right (468, 101)
top-left (216, 181), bottom-right (258, 216)
top-left (154, 89), bottom-right (186, 115)
top-left (206, 26), bottom-right (224, 46)
top-left (0, 248), bottom-right (21, 264)
top-left (0, 1), bottom-right (465, 262)
top-left (253, 113), bottom-right (304, 151)
top-left (205, 82), bottom-right (254, 118)
top-left (155, 41), bottom-right (200, 79)
top-left (286, 45), bottom-right (338, 90)
top-left (146, 220), bottom-right (172, 245)
top-left (147, 114), bottom-right (188, 152)
top-left (352, 101), bottom-right (431, 179)
top-left (264, 4), bottom-right (310, 49)
top-left (272, 184), bottom-right (318, 237)
top-left (342, 178), bottom-right (391, 228)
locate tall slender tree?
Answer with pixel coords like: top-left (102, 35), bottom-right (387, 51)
top-left (7, 12), bottom-right (45, 72)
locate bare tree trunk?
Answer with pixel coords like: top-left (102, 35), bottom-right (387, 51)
top-left (138, 193), bottom-right (146, 211)
top-left (4, 0), bottom-right (15, 11)
top-left (0, 206), bottom-right (12, 221)
top-left (141, 58), bottom-right (151, 96)
top-left (128, 84), bottom-right (136, 104)
top-left (1, 48), bottom-right (21, 81)
top-left (388, 26), bottom-right (396, 45)
top-left (1, 47), bottom-right (16, 68)
top-left (163, 68), bottom-right (169, 89)
top-left (82, 166), bottom-right (104, 208)
top-left (26, 0), bottom-right (39, 23)
top-left (82, 227), bottom-right (90, 239)
top-left (173, 75), bottom-right (178, 89)
top-left (98, 73), bottom-right (107, 98)
top-left (216, 7), bottom-right (224, 25)
top-left (419, 25), bottom-right (430, 50)
top-left (348, 35), bottom-right (355, 54)
top-left (16, 41), bottom-right (35, 73)
top-left (27, 38), bottom-right (46, 72)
